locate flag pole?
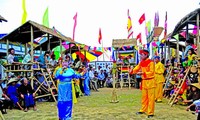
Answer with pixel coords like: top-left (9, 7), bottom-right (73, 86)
top-left (102, 37), bottom-right (105, 61)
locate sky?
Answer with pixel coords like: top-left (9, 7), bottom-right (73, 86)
top-left (0, 0), bottom-right (199, 48)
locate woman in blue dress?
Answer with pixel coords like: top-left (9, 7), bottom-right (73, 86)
top-left (55, 62), bottom-right (80, 120)
top-left (82, 66), bottom-right (90, 96)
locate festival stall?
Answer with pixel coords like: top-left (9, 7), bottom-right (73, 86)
top-left (112, 38), bottom-right (137, 89)
top-left (165, 8), bottom-right (200, 106)
top-left (0, 20), bottom-right (74, 102)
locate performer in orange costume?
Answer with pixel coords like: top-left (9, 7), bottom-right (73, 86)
top-left (130, 49), bottom-right (155, 118)
top-left (154, 56), bottom-right (165, 103)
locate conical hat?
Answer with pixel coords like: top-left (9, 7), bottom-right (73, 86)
top-left (191, 83), bottom-right (200, 89)
top-left (7, 78), bottom-right (18, 85)
top-left (0, 78), bottom-right (7, 84)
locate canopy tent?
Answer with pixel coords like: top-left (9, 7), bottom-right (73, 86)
top-left (72, 50), bottom-right (103, 62)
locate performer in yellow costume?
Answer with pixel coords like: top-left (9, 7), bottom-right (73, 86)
top-left (154, 56), bottom-right (165, 102)
top-left (130, 49), bottom-right (155, 118)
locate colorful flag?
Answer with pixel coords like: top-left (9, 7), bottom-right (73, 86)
top-left (42, 7), bottom-right (49, 27)
top-left (180, 31), bottom-right (186, 38)
top-left (192, 25), bottom-right (197, 35)
top-left (164, 11), bottom-right (167, 38)
top-left (73, 12), bottom-right (78, 41)
top-left (98, 28), bottom-right (102, 44)
top-left (127, 9), bottom-right (133, 39)
top-left (173, 34), bottom-right (179, 40)
top-left (21, 0), bottom-right (27, 24)
top-left (138, 13), bottom-right (145, 25)
top-left (136, 33), bottom-right (142, 43)
top-left (154, 12), bottom-right (159, 27)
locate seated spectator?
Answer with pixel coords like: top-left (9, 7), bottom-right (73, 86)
top-left (22, 50), bottom-right (32, 69)
top-left (18, 77), bottom-right (36, 112)
top-left (187, 48), bottom-right (196, 66)
top-left (117, 56), bottom-right (123, 64)
top-left (163, 80), bottom-right (174, 99)
top-left (105, 76), bottom-right (113, 88)
top-left (49, 54), bottom-right (57, 67)
top-left (7, 48), bottom-right (21, 65)
top-left (186, 99), bottom-right (200, 120)
top-left (123, 57), bottom-right (129, 65)
top-left (6, 78), bottom-right (23, 110)
top-left (128, 55), bottom-right (134, 64)
top-left (37, 51), bottom-right (50, 69)
top-left (184, 83), bottom-right (200, 111)
top-left (0, 79), bottom-right (12, 114)
top-left (98, 69), bottom-right (105, 88)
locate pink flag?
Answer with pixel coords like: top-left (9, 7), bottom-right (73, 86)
top-left (193, 25), bottom-right (197, 35)
top-left (180, 31), bottom-right (186, 38)
top-left (73, 12), bottom-right (78, 41)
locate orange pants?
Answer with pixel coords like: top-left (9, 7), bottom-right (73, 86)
top-left (139, 87), bottom-right (155, 115)
top-left (155, 82), bottom-right (164, 102)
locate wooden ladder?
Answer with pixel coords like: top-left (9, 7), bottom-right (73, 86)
top-left (163, 66), bottom-right (173, 92)
top-left (34, 68), bottom-right (58, 102)
top-left (168, 67), bottom-right (190, 106)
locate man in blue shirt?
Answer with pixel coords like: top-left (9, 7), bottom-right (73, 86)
top-left (37, 51), bottom-right (50, 68)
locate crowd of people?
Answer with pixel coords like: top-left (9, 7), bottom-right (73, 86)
top-left (2, 39), bottom-right (200, 119)
top-left (1, 47), bottom-right (116, 119)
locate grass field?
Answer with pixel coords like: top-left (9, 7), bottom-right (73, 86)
top-left (4, 88), bottom-right (196, 120)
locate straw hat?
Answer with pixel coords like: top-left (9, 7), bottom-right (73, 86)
top-left (7, 78), bottom-right (18, 85)
top-left (0, 78), bottom-right (7, 84)
top-left (191, 83), bottom-right (200, 89)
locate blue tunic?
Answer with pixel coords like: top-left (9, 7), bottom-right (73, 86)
top-left (7, 84), bottom-right (20, 104)
top-left (55, 68), bottom-right (80, 120)
top-left (83, 71), bottom-right (90, 96)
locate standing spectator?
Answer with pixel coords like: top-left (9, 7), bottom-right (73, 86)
top-left (154, 56), bottom-right (165, 103)
top-left (82, 66), bottom-right (90, 96)
top-left (89, 67), bottom-right (98, 91)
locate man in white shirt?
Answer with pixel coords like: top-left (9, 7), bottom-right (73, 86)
top-left (89, 67), bottom-right (98, 91)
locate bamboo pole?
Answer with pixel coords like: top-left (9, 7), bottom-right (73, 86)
top-left (30, 25), bottom-right (34, 88)
top-left (196, 14), bottom-right (200, 83)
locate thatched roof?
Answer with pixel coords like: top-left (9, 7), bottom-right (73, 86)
top-left (171, 8), bottom-right (200, 37)
top-left (0, 15), bottom-right (7, 22)
top-left (112, 38), bottom-right (137, 48)
top-left (0, 20), bottom-right (74, 47)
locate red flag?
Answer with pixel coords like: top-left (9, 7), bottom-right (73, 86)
top-left (73, 12), bottom-right (77, 41)
top-left (138, 13), bottom-right (145, 24)
top-left (136, 33), bottom-right (142, 43)
top-left (98, 28), bottom-right (102, 44)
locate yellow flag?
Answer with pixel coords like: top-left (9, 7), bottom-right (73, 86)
top-left (21, 0), bottom-right (27, 24)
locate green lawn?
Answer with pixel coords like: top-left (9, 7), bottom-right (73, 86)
top-left (4, 88), bottom-right (196, 120)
